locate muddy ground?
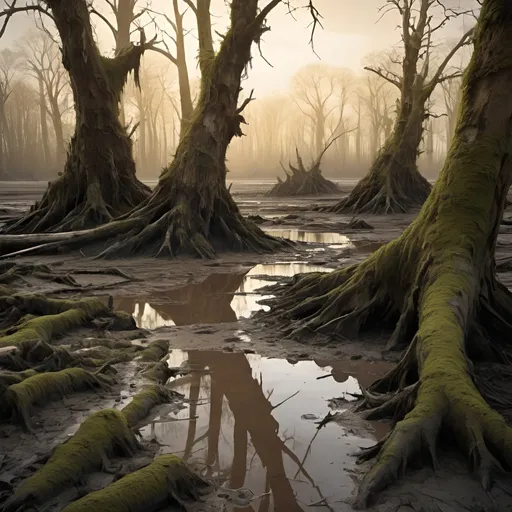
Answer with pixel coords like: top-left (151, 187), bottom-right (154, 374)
top-left (1, 179), bottom-right (512, 511)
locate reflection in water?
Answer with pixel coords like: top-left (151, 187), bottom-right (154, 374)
top-left (141, 351), bottom-right (390, 510)
top-left (115, 263), bottom-right (332, 329)
top-left (264, 229), bottom-right (352, 246)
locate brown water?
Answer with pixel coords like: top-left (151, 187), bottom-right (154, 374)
top-left (263, 229), bottom-right (384, 254)
top-left (139, 350), bottom-right (391, 511)
top-left (264, 229), bottom-right (352, 246)
top-left (115, 263), bottom-right (333, 329)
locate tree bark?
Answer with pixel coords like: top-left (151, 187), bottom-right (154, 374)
top-left (2, 0), bottom-right (150, 234)
top-left (0, 0), bottom-right (287, 257)
top-left (48, 95), bottom-right (66, 169)
top-left (90, 0), bottom-right (287, 258)
top-left (331, 102), bottom-right (431, 213)
top-left (329, 1), bottom-right (470, 214)
top-left (267, 0), bottom-right (512, 506)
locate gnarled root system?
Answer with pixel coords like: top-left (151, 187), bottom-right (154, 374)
top-left (266, 234), bottom-right (512, 507)
top-left (326, 153), bottom-right (431, 214)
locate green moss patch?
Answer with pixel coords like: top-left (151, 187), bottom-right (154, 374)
top-left (137, 339), bottom-right (169, 362)
top-left (61, 454), bottom-right (207, 512)
top-left (5, 367), bottom-right (111, 427)
top-left (121, 384), bottom-right (179, 427)
top-left (2, 409), bottom-right (138, 511)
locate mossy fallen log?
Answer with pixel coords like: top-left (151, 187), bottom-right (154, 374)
top-left (0, 369), bottom-right (37, 386)
top-left (137, 339), bottom-right (169, 362)
top-left (141, 360), bottom-right (177, 383)
top-left (0, 299), bottom-right (109, 354)
top-left (61, 454), bottom-right (207, 512)
top-left (121, 384), bottom-right (180, 428)
top-left (2, 409), bottom-right (138, 512)
top-left (4, 367), bottom-right (111, 427)
top-left (2, 385), bottom-right (183, 510)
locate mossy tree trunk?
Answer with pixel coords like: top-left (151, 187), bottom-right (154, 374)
top-left (3, 0), bottom-right (151, 234)
top-left (329, 0), bottom-right (473, 214)
top-left (269, 0), bottom-right (512, 506)
top-left (92, 0), bottom-right (288, 258)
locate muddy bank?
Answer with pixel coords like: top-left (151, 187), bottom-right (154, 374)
top-left (2, 182), bottom-right (512, 511)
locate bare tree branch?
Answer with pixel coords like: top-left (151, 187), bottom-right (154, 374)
top-left (364, 65), bottom-right (402, 89)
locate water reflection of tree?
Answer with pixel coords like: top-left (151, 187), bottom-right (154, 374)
top-left (181, 351), bottom-right (334, 511)
top-left (115, 272), bottom-right (247, 326)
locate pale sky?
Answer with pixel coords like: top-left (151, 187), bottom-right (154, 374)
top-left (1, 0), bottom-right (478, 96)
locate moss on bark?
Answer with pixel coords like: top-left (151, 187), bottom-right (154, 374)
top-left (0, 1), bottom-right (289, 259)
top-left (137, 339), bottom-right (169, 362)
top-left (2, 409), bottom-right (138, 512)
top-left (60, 454), bottom-right (206, 512)
top-left (0, 296), bottom-right (109, 356)
top-left (267, 0), bottom-right (512, 505)
top-left (121, 384), bottom-right (179, 427)
top-left (3, 368), bottom-right (111, 428)
top-left (1, 0), bottom-right (150, 235)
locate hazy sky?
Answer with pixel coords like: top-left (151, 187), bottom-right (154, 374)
top-left (1, 0), bottom-right (477, 96)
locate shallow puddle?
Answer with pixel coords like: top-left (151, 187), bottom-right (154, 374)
top-left (140, 350), bottom-right (391, 510)
top-left (264, 229), bottom-right (351, 246)
top-left (264, 229), bottom-right (384, 254)
top-left (115, 263), bottom-right (332, 329)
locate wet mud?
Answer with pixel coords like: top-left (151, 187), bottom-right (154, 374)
top-left (2, 180), bottom-right (512, 511)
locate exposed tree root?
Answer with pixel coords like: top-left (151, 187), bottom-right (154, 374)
top-left (266, 146), bottom-right (340, 197)
top-left (2, 409), bottom-right (138, 512)
top-left (60, 454), bottom-right (207, 512)
top-left (136, 339), bottom-right (170, 362)
top-left (2, 384), bottom-right (184, 511)
top-left (0, 296), bottom-right (110, 355)
top-left (324, 145), bottom-right (432, 214)
top-left (95, 181), bottom-right (289, 259)
top-left (141, 360), bottom-right (183, 384)
top-left (3, 367), bottom-right (112, 428)
top-left (121, 384), bottom-right (181, 428)
top-left (0, 184), bottom-right (289, 259)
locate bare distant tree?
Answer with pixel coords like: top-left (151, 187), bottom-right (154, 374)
top-left (21, 31), bottom-right (71, 168)
top-left (329, 0), bottom-right (475, 214)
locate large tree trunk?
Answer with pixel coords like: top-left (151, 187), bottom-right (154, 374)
top-left (329, 96), bottom-right (431, 214)
top-left (267, 0), bottom-right (512, 506)
top-left (0, 0), bottom-right (287, 259)
top-left (86, 0), bottom-right (287, 258)
top-left (2, 0), bottom-right (150, 234)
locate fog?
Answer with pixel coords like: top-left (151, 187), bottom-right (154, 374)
top-left (0, 0), bottom-right (478, 180)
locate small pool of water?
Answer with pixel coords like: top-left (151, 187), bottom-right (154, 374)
top-left (264, 229), bottom-right (352, 246)
top-left (114, 263), bottom-right (333, 329)
top-left (140, 350), bottom-right (391, 510)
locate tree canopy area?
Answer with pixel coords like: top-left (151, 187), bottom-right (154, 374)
top-left (327, 0), bottom-right (474, 214)
top-left (266, 0), bottom-right (512, 506)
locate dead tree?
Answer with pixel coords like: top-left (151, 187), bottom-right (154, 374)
top-left (266, 136), bottom-right (341, 197)
top-left (328, 0), bottom-right (475, 214)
